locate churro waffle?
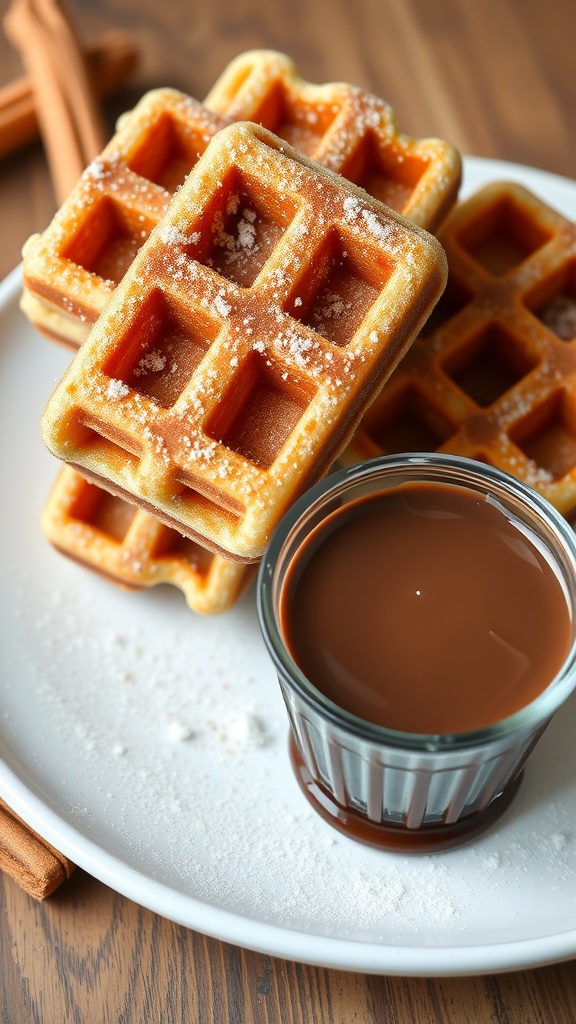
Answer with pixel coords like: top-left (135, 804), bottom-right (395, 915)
top-left (21, 87), bottom-right (230, 347)
top-left (40, 121), bottom-right (447, 561)
top-left (42, 467), bottom-right (253, 614)
top-left (21, 50), bottom-right (460, 349)
top-left (344, 181), bottom-right (576, 516)
top-left (205, 50), bottom-right (461, 230)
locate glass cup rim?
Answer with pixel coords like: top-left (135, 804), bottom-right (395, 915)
top-left (257, 453), bottom-right (576, 753)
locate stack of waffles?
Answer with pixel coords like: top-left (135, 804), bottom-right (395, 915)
top-left (22, 50), bottom-right (460, 349)
top-left (24, 49), bottom-right (465, 611)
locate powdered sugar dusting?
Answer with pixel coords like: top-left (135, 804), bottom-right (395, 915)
top-left (4, 560), bottom-right (576, 948)
top-left (106, 378), bottom-right (130, 399)
top-left (159, 224), bottom-right (201, 247)
top-left (214, 293), bottom-right (231, 317)
top-left (133, 349), bottom-right (167, 376)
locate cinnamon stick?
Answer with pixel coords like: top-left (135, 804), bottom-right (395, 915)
top-left (29, 0), bottom-right (106, 162)
top-left (0, 798), bottom-right (75, 899)
top-left (0, 32), bottom-right (138, 160)
top-left (4, 0), bottom-right (111, 201)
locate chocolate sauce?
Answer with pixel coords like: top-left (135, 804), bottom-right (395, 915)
top-left (280, 482), bottom-right (572, 735)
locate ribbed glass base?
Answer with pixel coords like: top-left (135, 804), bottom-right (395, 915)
top-left (289, 735), bottom-right (523, 853)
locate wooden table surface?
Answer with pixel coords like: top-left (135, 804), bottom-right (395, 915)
top-left (2, 0), bottom-right (576, 1020)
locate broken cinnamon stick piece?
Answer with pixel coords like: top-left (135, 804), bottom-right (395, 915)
top-left (0, 32), bottom-right (138, 160)
top-left (0, 798), bottom-right (75, 899)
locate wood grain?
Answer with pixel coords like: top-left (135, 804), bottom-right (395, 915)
top-left (2, 0), bottom-right (576, 1020)
top-left (1, 0), bottom-right (576, 277)
top-left (3, 870), bottom-right (576, 1023)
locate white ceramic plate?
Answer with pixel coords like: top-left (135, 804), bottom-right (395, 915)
top-left (3, 157), bottom-right (576, 978)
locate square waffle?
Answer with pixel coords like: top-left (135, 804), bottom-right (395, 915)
top-left (343, 181), bottom-right (576, 517)
top-left (42, 467), bottom-right (254, 614)
top-left (40, 121), bottom-right (447, 561)
top-left (21, 50), bottom-right (460, 350)
top-left (205, 49), bottom-right (461, 231)
top-left (21, 88), bottom-right (230, 348)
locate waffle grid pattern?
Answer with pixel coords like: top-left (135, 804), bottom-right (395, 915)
top-left (22, 50), bottom-right (460, 349)
top-left (41, 122), bottom-right (447, 560)
top-left (205, 49), bottom-right (461, 231)
top-left (22, 89), bottom-right (230, 345)
top-left (42, 467), bottom-right (253, 614)
top-left (344, 181), bottom-right (576, 517)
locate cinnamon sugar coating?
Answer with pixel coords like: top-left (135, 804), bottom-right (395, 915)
top-left (205, 50), bottom-right (461, 231)
top-left (344, 181), bottom-right (576, 517)
top-left (40, 121), bottom-right (447, 561)
top-left (22, 88), bottom-right (228, 347)
top-left (21, 50), bottom-right (460, 349)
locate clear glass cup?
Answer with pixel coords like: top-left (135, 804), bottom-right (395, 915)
top-left (257, 454), bottom-right (576, 852)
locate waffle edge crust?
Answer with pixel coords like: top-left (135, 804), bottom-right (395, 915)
top-left (40, 121), bottom-right (448, 562)
top-left (42, 467), bottom-right (254, 614)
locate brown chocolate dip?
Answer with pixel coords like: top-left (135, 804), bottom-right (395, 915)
top-left (280, 481), bottom-right (572, 735)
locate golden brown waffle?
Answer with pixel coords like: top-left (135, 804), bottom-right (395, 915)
top-left (205, 50), bottom-right (461, 230)
top-left (21, 87), bottom-right (230, 347)
top-left (40, 121), bottom-right (447, 561)
top-left (21, 51), bottom-right (460, 350)
top-left (20, 288), bottom-right (91, 348)
top-left (42, 467), bottom-right (254, 614)
top-left (344, 181), bottom-right (576, 517)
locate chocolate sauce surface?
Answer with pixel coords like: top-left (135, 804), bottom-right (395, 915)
top-left (280, 482), bottom-right (572, 734)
